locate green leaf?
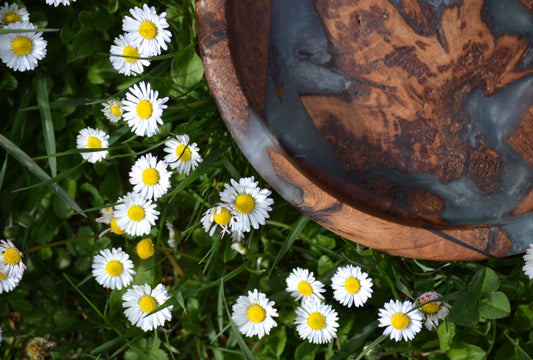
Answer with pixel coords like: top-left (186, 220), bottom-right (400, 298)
top-left (0, 133), bottom-right (84, 216)
top-left (264, 326), bottom-right (287, 357)
top-left (447, 342), bottom-right (486, 360)
top-left (171, 49), bottom-right (204, 89)
top-left (478, 291), bottom-right (511, 319)
top-left (295, 341), bottom-right (318, 360)
top-left (511, 304), bottom-right (533, 331)
top-left (437, 321), bottom-right (455, 351)
top-left (469, 267), bottom-right (499, 298)
top-left (35, 73), bottom-right (57, 177)
top-left (449, 291), bottom-right (479, 327)
top-left (317, 255), bottom-right (334, 275)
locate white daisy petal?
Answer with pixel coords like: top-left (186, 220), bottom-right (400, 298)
top-left (101, 99), bottom-right (123, 123)
top-left (416, 291), bottom-right (451, 330)
top-left (378, 299), bottom-right (423, 342)
top-left (219, 176), bottom-right (274, 233)
top-left (286, 267), bottom-right (325, 304)
top-left (122, 283), bottom-right (173, 332)
top-left (294, 299), bottom-right (339, 344)
top-left (44, 0), bottom-right (75, 6)
top-left (122, 81), bottom-right (168, 137)
top-left (523, 243), bottom-right (533, 279)
top-left (331, 265), bottom-right (373, 308)
top-left (163, 134), bottom-right (202, 175)
top-left (129, 153), bottom-right (171, 200)
top-left (76, 127), bottom-right (109, 163)
top-left (0, 271), bottom-right (22, 293)
top-left (0, 22), bottom-right (47, 72)
top-left (91, 248), bottom-right (135, 290)
top-left (0, 239), bottom-right (26, 278)
top-left (231, 289), bottom-right (278, 339)
top-left (114, 192), bottom-right (160, 236)
top-left (122, 4), bottom-right (172, 57)
top-left (96, 207), bottom-right (114, 225)
top-left (0, 2), bottom-right (30, 25)
top-left (109, 34), bottom-right (150, 76)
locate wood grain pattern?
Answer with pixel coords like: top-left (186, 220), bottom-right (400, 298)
top-left (197, 0), bottom-right (532, 260)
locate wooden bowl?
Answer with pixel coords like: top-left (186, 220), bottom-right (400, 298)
top-left (196, 0), bottom-right (533, 260)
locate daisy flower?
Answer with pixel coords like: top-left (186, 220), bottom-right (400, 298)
top-left (219, 176), bottom-right (274, 233)
top-left (0, 22), bottom-right (47, 72)
top-left (129, 153), bottom-right (171, 200)
top-left (44, 0), bottom-right (75, 6)
top-left (110, 217), bottom-right (125, 235)
top-left (76, 127), bottom-right (109, 163)
top-left (122, 4), bottom-right (172, 57)
top-left (286, 267), bottom-right (325, 303)
top-left (163, 135), bottom-right (202, 175)
top-left (165, 220), bottom-right (177, 249)
top-left (122, 81), bottom-right (168, 137)
top-left (136, 238), bottom-right (155, 260)
top-left (416, 291), bottom-right (450, 330)
top-left (295, 299), bottom-right (339, 344)
top-left (0, 239), bottom-right (26, 277)
top-left (109, 34), bottom-right (150, 76)
top-left (0, 271), bottom-right (22, 293)
top-left (101, 99), bottom-right (123, 123)
top-left (231, 289), bottom-right (278, 338)
top-left (92, 248), bottom-right (135, 290)
top-left (96, 207), bottom-right (114, 225)
top-left (201, 204), bottom-right (234, 237)
top-left (331, 265), bottom-right (373, 308)
top-left (523, 243), bottom-right (533, 279)
top-left (122, 283), bottom-right (173, 332)
top-left (0, 2), bottom-right (30, 25)
top-left (114, 192), bottom-right (160, 236)
top-left (231, 242), bottom-right (247, 255)
top-left (378, 299), bottom-right (423, 342)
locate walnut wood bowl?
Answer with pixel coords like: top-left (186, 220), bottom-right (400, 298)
top-left (196, 0), bottom-right (533, 260)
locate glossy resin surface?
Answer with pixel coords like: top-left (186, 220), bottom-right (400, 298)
top-left (197, 0), bottom-right (533, 260)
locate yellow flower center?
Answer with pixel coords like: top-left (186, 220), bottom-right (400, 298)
top-left (136, 99), bottom-right (153, 119)
top-left (234, 194), bottom-right (254, 214)
top-left (28, 344), bottom-right (40, 356)
top-left (139, 295), bottom-right (157, 313)
top-left (391, 313), bottom-right (410, 330)
top-left (344, 277), bottom-right (361, 294)
top-left (213, 208), bottom-right (231, 226)
top-left (87, 136), bottom-right (102, 149)
top-left (247, 304), bottom-right (266, 323)
top-left (136, 238), bottom-right (155, 260)
top-left (4, 248), bottom-right (21, 265)
top-left (122, 45), bottom-right (139, 63)
top-left (110, 217), bottom-right (125, 235)
top-left (142, 168), bottom-right (159, 186)
top-left (0, 272), bottom-right (7, 281)
top-left (4, 12), bottom-right (21, 25)
top-left (175, 144), bottom-right (192, 162)
top-left (307, 312), bottom-right (326, 330)
top-left (297, 281), bottom-right (313, 297)
top-left (111, 104), bottom-right (122, 117)
top-left (128, 205), bottom-right (145, 222)
top-left (12, 36), bottom-right (31, 56)
top-left (139, 21), bottom-right (157, 39)
top-left (421, 302), bottom-right (441, 314)
top-left (105, 260), bottom-right (123, 277)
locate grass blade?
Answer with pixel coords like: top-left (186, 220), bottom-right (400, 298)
top-left (0, 133), bottom-right (85, 216)
top-left (269, 215), bottom-right (309, 277)
top-left (35, 73), bottom-right (57, 176)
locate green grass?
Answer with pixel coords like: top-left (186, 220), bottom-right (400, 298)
top-left (0, 0), bottom-right (533, 359)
